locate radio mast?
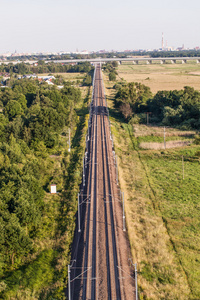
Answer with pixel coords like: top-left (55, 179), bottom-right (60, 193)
top-left (162, 32), bottom-right (164, 50)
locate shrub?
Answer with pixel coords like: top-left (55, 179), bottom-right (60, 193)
top-left (109, 72), bottom-right (116, 81)
top-left (194, 134), bottom-right (200, 145)
top-left (129, 114), bottom-right (141, 125)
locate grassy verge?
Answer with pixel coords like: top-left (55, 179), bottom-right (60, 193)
top-left (103, 72), bottom-right (200, 299)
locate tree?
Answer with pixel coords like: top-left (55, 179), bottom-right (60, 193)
top-left (1, 214), bottom-right (32, 265)
top-left (15, 94), bottom-right (27, 110)
top-left (83, 74), bottom-right (92, 86)
top-left (112, 61), bottom-right (118, 68)
top-left (109, 72), bottom-right (116, 81)
top-left (5, 100), bottom-right (22, 120)
top-left (120, 103), bottom-right (132, 120)
top-left (115, 81), bottom-right (152, 114)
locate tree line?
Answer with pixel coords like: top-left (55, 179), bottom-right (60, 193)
top-left (114, 82), bottom-right (200, 130)
top-left (102, 61), bottom-right (118, 81)
top-left (0, 61), bottom-right (94, 75)
top-left (150, 50), bottom-right (200, 58)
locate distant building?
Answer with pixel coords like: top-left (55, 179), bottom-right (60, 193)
top-left (22, 74), bottom-right (37, 79)
top-left (45, 80), bottom-right (54, 85)
top-left (38, 75), bottom-right (55, 81)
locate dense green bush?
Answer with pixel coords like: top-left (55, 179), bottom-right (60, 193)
top-left (114, 81), bottom-right (152, 117)
top-left (114, 82), bottom-right (200, 129)
top-left (109, 72), bottom-right (116, 81)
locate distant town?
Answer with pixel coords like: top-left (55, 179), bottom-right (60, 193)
top-left (1, 44), bottom-right (200, 60)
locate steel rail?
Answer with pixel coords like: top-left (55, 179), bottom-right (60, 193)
top-left (82, 74), bottom-right (97, 300)
top-left (100, 86), bottom-right (114, 298)
top-left (97, 67), bottom-right (112, 299)
top-left (70, 64), bottom-right (135, 300)
top-left (90, 68), bottom-right (98, 300)
top-left (97, 65), bottom-right (121, 299)
top-left (100, 67), bottom-right (136, 300)
top-left (70, 66), bottom-right (97, 300)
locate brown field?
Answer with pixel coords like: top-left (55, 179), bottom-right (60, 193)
top-left (139, 140), bottom-right (191, 150)
top-left (132, 124), bottom-right (195, 137)
top-left (117, 63), bottom-right (200, 94)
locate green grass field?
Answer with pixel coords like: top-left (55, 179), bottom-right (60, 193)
top-left (140, 146), bottom-right (200, 298)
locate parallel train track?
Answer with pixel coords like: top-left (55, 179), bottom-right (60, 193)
top-left (70, 64), bottom-right (135, 300)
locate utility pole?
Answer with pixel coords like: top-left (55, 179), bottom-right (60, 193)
top-left (116, 155), bottom-right (118, 185)
top-left (182, 155), bottom-right (184, 180)
top-left (83, 156), bottom-right (85, 187)
top-left (78, 193), bottom-right (81, 232)
top-left (128, 259), bottom-right (138, 300)
top-left (85, 151), bottom-right (87, 168)
top-left (68, 264), bottom-right (71, 300)
top-left (135, 263), bottom-right (138, 300)
top-left (145, 112), bottom-right (152, 125)
top-left (164, 126), bottom-right (166, 149)
top-left (122, 192), bottom-right (126, 231)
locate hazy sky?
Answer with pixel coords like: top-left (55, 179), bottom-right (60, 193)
top-left (1, 0), bottom-right (200, 53)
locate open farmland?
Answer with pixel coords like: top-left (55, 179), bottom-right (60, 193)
top-left (102, 70), bottom-right (200, 299)
top-left (117, 63), bottom-right (200, 94)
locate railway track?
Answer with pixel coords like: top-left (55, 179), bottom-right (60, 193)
top-left (69, 64), bottom-right (135, 300)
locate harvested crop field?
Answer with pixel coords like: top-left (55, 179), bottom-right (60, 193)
top-left (133, 124), bottom-right (195, 138)
top-left (139, 140), bottom-right (191, 149)
top-left (117, 63), bottom-right (200, 94)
